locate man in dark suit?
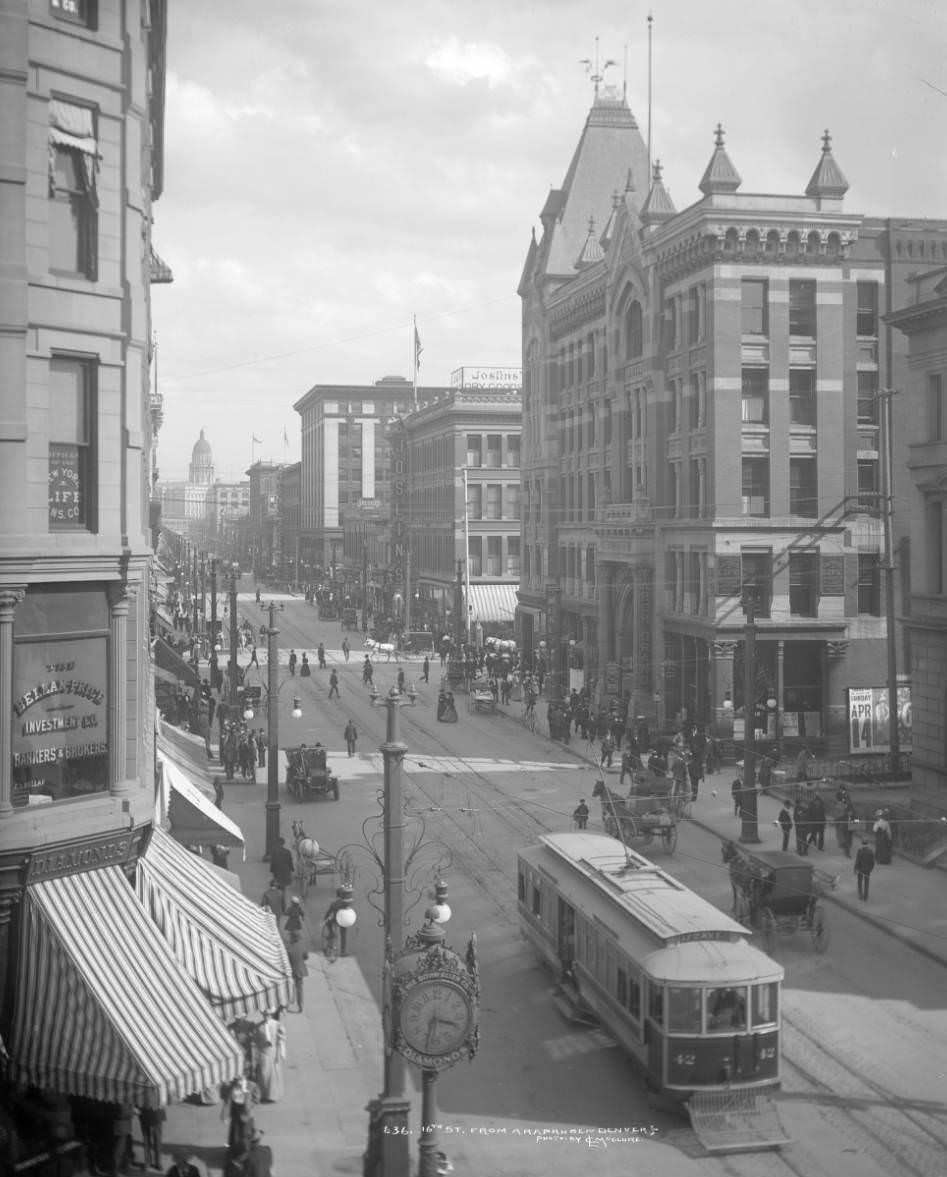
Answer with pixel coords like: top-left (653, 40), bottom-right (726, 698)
top-left (244, 1129), bottom-right (274, 1177)
top-left (270, 837), bottom-right (295, 899)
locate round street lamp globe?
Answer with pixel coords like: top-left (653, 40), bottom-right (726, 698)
top-left (335, 907), bottom-right (357, 929)
top-left (431, 902), bottom-right (452, 924)
top-left (243, 708), bottom-right (254, 721)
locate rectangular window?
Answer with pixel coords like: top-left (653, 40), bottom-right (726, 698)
top-left (752, 982), bottom-right (779, 1027)
top-left (707, 987), bottom-right (747, 1033)
top-left (741, 368), bottom-right (768, 424)
top-left (505, 434), bottom-right (521, 467)
top-left (688, 288), bottom-right (700, 343)
top-left (857, 459), bottom-right (880, 511)
top-left (790, 369), bottom-right (816, 426)
top-left (690, 458), bottom-right (704, 517)
top-left (485, 484), bottom-right (502, 520)
top-left (790, 458), bottom-right (818, 517)
top-left (505, 483), bottom-right (520, 519)
top-left (858, 553), bottom-right (882, 615)
top-left (668, 987), bottom-right (702, 1033)
top-left (928, 373), bottom-right (945, 441)
top-left (466, 482), bottom-right (482, 519)
top-left (486, 434), bottom-right (502, 468)
top-left (628, 975), bottom-right (641, 1020)
top-left (741, 551), bottom-right (773, 617)
top-left (856, 281), bottom-right (879, 336)
top-left (587, 473), bottom-right (595, 516)
top-left (603, 400), bottom-right (612, 446)
top-left (486, 536), bottom-right (502, 577)
top-left (789, 279), bottom-right (817, 336)
top-left (616, 967), bottom-right (628, 1008)
top-left (648, 982), bottom-right (664, 1026)
top-left (789, 552), bottom-right (819, 616)
top-left (50, 0), bottom-right (97, 28)
top-left (531, 885), bottom-right (542, 917)
top-left (857, 370), bottom-right (879, 425)
top-left (506, 536), bottom-right (520, 577)
top-left (49, 356), bottom-right (96, 531)
top-left (49, 131), bottom-right (98, 279)
top-left (928, 501), bottom-right (944, 595)
top-left (741, 279), bottom-right (768, 335)
top-left (468, 535), bottom-right (482, 577)
top-left (741, 457), bottom-right (769, 517)
top-left (466, 435), bottom-right (482, 467)
top-left (517, 871), bottom-right (526, 902)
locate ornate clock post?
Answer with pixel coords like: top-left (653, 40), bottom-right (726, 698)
top-left (389, 895), bottom-right (479, 1177)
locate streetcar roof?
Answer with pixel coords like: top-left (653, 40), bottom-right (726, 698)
top-left (525, 832), bottom-right (748, 945)
top-left (644, 939), bottom-right (783, 984)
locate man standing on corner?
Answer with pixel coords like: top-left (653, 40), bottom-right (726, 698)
top-left (269, 837), bottom-right (295, 903)
top-left (854, 838), bottom-right (875, 901)
top-left (328, 668), bottom-right (340, 700)
top-left (344, 718), bottom-right (358, 757)
top-left (422, 655), bottom-right (430, 684)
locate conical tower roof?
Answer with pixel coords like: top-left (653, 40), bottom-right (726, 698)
top-left (805, 130), bottom-right (849, 199)
top-left (575, 216), bottom-right (605, 269)
top-left (534, 85), bottom-right (650, 279)
top-left (698, 123), bottom-right (742, 195)
top-left (598, 191), bottom-right (622, 248)
top-left (640, 160), bottom-right (676, 226)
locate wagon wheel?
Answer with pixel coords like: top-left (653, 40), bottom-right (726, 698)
top-left (811, 902), bottom-right (829, 953)
top-left (663, 823), bottom-right (678, 854)
top-left (760, 907), bottom-right (777, 955)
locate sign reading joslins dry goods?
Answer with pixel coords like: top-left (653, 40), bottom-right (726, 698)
top-left (12, 636), bottom-right (109, 804)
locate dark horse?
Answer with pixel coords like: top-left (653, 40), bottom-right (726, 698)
top-left (721, 840), bottom-right (773, 924)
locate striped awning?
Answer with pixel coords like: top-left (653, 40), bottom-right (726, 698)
top-left (8, 867), bottom-right (243, 1108)
top-left (137, 828), bottom-right (293, 1020)
top-left (466, 582), bottom-right (519, 623)
top-left (159, 754), bottom-right (245, 850)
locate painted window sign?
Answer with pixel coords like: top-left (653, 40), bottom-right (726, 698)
top-left (48, 442), bottom-right (85, 526)
top-left (848, 686), bottom-right (912, 755)
top-left (12, 636), bottom-right (109, 804)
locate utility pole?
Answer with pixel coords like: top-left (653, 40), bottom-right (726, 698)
top-left (228, 564), bottom-right (239, 707)
top-left (404, 539), bottom-right (412, 636)
top-left (210, 557), bottom-right (218, 652)
top-left (879, 387), bottom-right (901, 773)
top-left (739, 586), bottom-right (762, 844)
top-left (265, 601), bottom-right (280, 860)
top-left (361, 544), bottom-right (369, 633)
top-left (453, 558), bottom-right (464, 651)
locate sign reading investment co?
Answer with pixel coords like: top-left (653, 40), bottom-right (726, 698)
top-left (12, 636), bottom-right (109, 804)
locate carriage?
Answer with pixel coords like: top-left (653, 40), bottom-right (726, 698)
top-left (291, 819), bottom-right (339, 895)
top-left (469, 676), bottom-right (497, 715)
top-left (592, 772), bottom-right (679, 854)
top-left (286, 745), bottom-right (340, 802)
top-left (721, 844), bottom-right (833, 954)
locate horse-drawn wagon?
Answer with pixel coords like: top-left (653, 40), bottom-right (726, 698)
top-left (291, 819), bottom-right (338, 896)
top-left (469, 676), bottom-right (497, 715)
top-left (286, 745), bottom-right (340, 802)
top-left (721, 843), bottom-right (834, 954)
top-left (592, 772), bottom-right (680, 854)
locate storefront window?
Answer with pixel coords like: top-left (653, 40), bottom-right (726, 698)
top-left (12, 585), bottom-right (109, 805)
top-left (667, 987), bottom-right (702, 1033)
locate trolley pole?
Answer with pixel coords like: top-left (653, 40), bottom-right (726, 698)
top-left (265, 601), bottom-right (280, 861)
top-left (739, 587), bottom-right (762, 844)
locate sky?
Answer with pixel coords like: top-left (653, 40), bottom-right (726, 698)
top-left (152, 0), bottom-right (947, 482)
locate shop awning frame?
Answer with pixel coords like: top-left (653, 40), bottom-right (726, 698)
top-left (137, 829), bottom-right (293, 1021)
top-left (8, 867), bottom-right (243, 1108)
top-left (158, 753), bottom-right (245, 850)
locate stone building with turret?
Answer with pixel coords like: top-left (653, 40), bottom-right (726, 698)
top-left (519, 83), bottom-right (947, 753)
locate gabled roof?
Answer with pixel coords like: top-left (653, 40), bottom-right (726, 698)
top-left (517, 226), bottom-right (539, 297)
top-left (535, 87), bottom-right (650, 280)
top-left (698, 123), bottom-right (742, 196)
top-left (805, 129), bottom-right (849, 199)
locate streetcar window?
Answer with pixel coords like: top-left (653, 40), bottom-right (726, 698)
top-left (531, 885), bottom-right (542, 916)
top-left (667, 987), bottom-right (702, 1033)
top-left (616, 967), bottom-right (628, 1007)
top-left (647, 983), bottom-right (664, 1026)
top-left (752, 982), bottom-right (778, 1026)
top-left (628, 976), bottom-right (641, 1020)
top-left (706, 987), bottom-right (747, 1033)
top-left (517, 871), bottom-right (526, 902)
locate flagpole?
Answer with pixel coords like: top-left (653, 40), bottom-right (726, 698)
top-left (412, 314), bottom-right (418, 410)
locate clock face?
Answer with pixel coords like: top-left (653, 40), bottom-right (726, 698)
top-left (399, 979), bottom-right (471, 1056)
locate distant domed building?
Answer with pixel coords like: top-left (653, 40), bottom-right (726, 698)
top-left (188, 428), bottom-right (215, 485)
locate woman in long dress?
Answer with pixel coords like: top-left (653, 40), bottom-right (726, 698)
top-left (255, 1010), bottom-right (286, 1103)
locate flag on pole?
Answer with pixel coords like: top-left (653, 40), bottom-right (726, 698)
top-left (414, 320), bottom-right (423, 373)
top-left (252, 434), bottom-right (262, 444)
top-left (282, 426), bottom-right (289, 445)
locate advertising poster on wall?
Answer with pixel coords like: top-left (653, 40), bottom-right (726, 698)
top-left (848, 686), bottom-right (912, 755)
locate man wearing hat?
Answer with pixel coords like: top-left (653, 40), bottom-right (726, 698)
top-left (572, 799), bottom-right (589, 830)
top-left (244, 1128), bottom-right (274, 1177)
top-left (164, 1148), bottom-right (200, 1177)
top-left (284, 895), bottom-right (305, 936)
top-left (854, 837), bottom-right (876, 901)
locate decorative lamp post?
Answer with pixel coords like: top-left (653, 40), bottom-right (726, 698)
top-left (740, 585), bottom-right (762, 844)
top-left (333, 882), bottom-right (357, 956)
top-left (210, 557), bottom-right (218, 653)
top-left (228, 563), bottom-right (240, 707)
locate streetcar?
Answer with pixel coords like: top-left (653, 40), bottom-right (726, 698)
top-left (517, 833), bottom-right (788, 1148)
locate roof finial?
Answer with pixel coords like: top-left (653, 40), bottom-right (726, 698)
top-left (587, 215), bottom-right (596, 234)
top-left (625, 167), bottom-right (635, 193)
top-left (822, 128), bottom-right (832, 153)
top-left (714, 122), bottom-right (725, 148)
top-left (653, 159), bottom-right (663, 183)
top-left (579, 35), bottom-right (617, 98)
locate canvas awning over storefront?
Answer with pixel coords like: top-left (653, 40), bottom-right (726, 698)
top-left (7, 867), bottom-right (243, 1108)
top-left (136, 829), bottom-right (293, 1021)
top-left (466, 583), bottom-right (519, 623)
top-left (158, 753), bottom-right (244, 850)
top-left (153, 636), bottom-right (200, 688)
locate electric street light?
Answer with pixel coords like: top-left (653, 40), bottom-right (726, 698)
top-left (227, 562), bottom-right (240, 708)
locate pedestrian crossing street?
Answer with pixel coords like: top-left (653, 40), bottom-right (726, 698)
top-left (274, 749), bottom-right (580, 781)
top-left (238, 646), bottom-right (422, 667)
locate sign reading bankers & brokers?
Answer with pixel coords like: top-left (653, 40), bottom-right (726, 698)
top-left (12, 635), bottom-right (109, 805)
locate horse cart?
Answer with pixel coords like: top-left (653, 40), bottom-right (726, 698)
top-left (593, 773), bottom-right (679, 854)
top-left (286, 745), bottom-right (340, 802)
top-left (722, 844), bottom-right (834, 954)
top-left (469, 677), bottom-right (497, 715)
top-left (291, 820), bottom-right (339, 896)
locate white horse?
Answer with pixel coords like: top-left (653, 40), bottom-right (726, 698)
top-left (364, 636), bottom-right (399, 662)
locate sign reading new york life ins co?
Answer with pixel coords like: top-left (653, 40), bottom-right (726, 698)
top-left (11, 636), bottom-right (109, 805)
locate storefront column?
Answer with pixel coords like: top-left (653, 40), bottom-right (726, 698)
top-left (108, 584), bottom-right (135, 798)
top-left (712, 640), bottom-right (739, 740)
top-left (0, 588), bottom-right (26, 818)
top-left (776, 640), bottom-right (785, 743)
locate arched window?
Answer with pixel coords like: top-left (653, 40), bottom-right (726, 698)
top-left (587, 332), bottom-right (596, 378)
top-left (785, 230), bottom-right (800, 259)
top-left (806, 230), bottom-right (821, 258)
top-left (765, 230), bottom-right (780, 258)
top-left (745, 229), bottom-right (760, 257)
top-left (625, 300), bottom-right (643, 359)
top-left (724, 228), bottom-right (740, 254)
top-left (826, 232), bottom-right (841, 260)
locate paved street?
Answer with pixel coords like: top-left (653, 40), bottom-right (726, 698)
top-left (177, 586), bottom-right (947, 1177)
